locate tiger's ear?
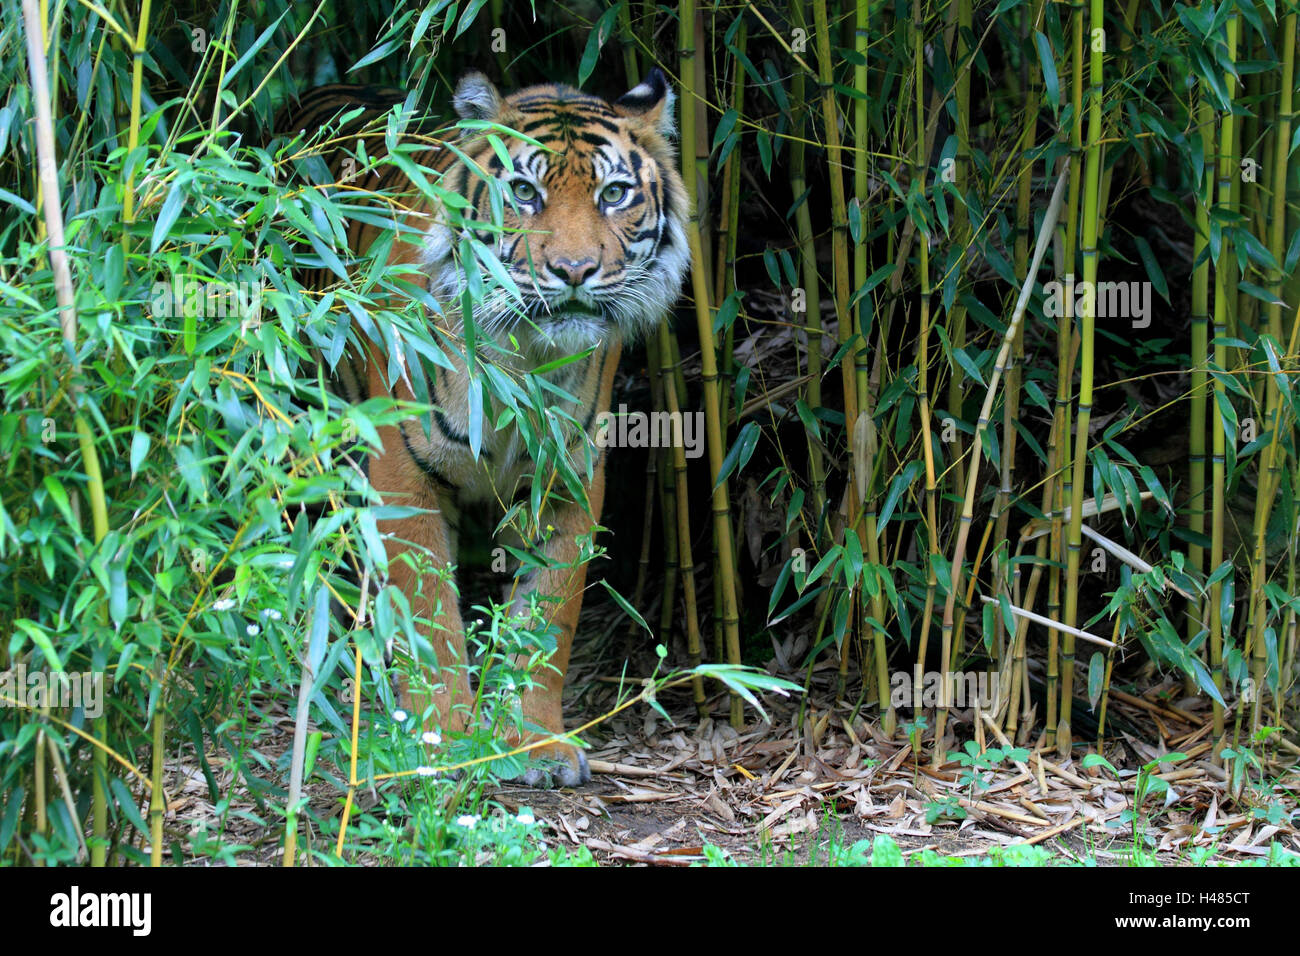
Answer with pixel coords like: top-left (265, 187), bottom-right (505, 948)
top-left (453, 71), bottom-right (503, 120)
top-left (615, 67), bottom-right (676, 139)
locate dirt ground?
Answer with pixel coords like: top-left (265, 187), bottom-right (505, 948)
top-left (487, 666), bottom-right (1300, 866)
top-left (158, 605), bottom-right (1300, 867)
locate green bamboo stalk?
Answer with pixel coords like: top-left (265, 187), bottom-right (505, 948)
top-left (1059, 0), bottom-right (1106, 756)
top-left (680, 0), bottom-right (743, 727)
top-left (853, 0), bottom-right (892, 731)
top-left (627, 438), bottom-right (658, 639)
top-left (22, 0), bottom-right (113, 866)
top-left (812, 0), bottom-right (865, 715)
top-left (619, 14), bottom-right (650, 637)
top-left (1046, 0), bottom-right (1086, 751)
top-left (1189, 84), bottom-right (1213, 662)
top-left (934, 173), bottom-right (1067, 759)
top-left (944, 0), bottom-right (972, 497)
top-left (812, 0), bottom-right (860, 456)
top-left (1285, 516), bottom-right (1299, 726)
top-left (692, 8), bottom-right (713, 282)
top-left (659, 324), bottom-right (708, 717)
top-left (1209, 9), bottom-right (1241, 752)
top-left (1236, 30), bottom-right (1263, 345)
top-left (655, 341), bottom-right (680, 645)
top-left (714, 17), bottom-right (746, 319)
top-left (999, 0), bottom-right (1051, 739)
top-left (490, 0), bottom-right (513, 86)
top-left (617, 1), bottom-right (640, 87)
top-left (788, 14), bottom-right (828, 543)
top-left (120, 0), bottom-right (152, 242)
top-left (1245, 10), bottom-right (1296, 732)
top-left (994, 0), bottom-right (1047, 663)
top-left (1094, 618), bottom-right (1120, 749)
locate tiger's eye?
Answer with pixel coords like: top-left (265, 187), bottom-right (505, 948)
top-left (600, 183), bottom-right (628, 205)
top-left (511, 180), bottom-right (537, 203)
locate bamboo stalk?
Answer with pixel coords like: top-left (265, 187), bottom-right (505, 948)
top-left (945, 0), bottom-right (972, 496)
top-left (679, 0), bottom-right (743, 727)
top-left (1208, 9), bottom-right (1241, 752)
top-left (994, 0), bottom-right (1047, 662)
top-left (148, 667), bottom-right (165, 867)
top-left (849, 0), bottom-right (892, 728)
top-left (933, 172), bottom-right (1067, 759)
top-left (1245, 10), bottom-right (1296, 732)
top-left (1046, 0), bottom-right (1087, 751)
top-left (656, 340), bottom-right (681, 645)
top-left (659, 324), bottom-right (708, 717)
top-left (714, 16), bottom-right (746, 322)
top-left (22, 0), bottom-right (113, 866)
top-left (1189, 82), bottom-right (1212, 670)
top-left (1095, 617), bottom-right (1121, 749)
top-left (119, 0), bottom-right (152, 242)
top-left (812, 0), bottom-right (860, 464)
top-left (692, 8), bottom-right (712, 281)
top-left (788, 6), bottom-right (828, 543)
top-left (812, 0), bottom-right (867, 719)
top-left (1059, 0), bottom-right (1106, 756)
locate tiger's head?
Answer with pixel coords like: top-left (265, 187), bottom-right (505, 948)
top-left (425, 69), bottom-right (689, 354)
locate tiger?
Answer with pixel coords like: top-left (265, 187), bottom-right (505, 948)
top-left (278, 69), bottom-right (689, 786)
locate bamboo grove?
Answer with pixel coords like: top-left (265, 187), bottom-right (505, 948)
top-left (0, 0), bottom-right (1298, 865)
top-left (641, 0), bottom-right (1300, 765)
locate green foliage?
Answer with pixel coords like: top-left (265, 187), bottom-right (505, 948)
top-left (2, 0), bottom-right (1300, 867)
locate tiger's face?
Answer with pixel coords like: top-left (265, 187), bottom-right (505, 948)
top-left (426, 69), bottom-right (689, 354)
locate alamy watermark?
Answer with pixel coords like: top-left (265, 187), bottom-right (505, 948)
top-left (594, 404), bottom-right (704, 459)
top-left (50, 886), bottom-right (150, 935)
top-left (1043, 274), bottom-right (1151, 329)
top-left (890, 668), bottom-right (1000, 710)
top-left (150, 275), bottom-right (264, 328)
top-left (0, 664), bottom-right (103, 718)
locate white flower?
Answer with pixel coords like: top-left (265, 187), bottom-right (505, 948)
top-left (415, 766), bottom-right (438, 777)
top-left (456, 814), bottom-right (479, 829)
top-left (391, 709), bottom-right (409, 723)
top-left (246, 624), bottom-right (260, 637)
top-left (422, 730), bottom-right (442, 746)
top-left (261, 608), bottom-right (282, 621)
top-left (516, 811), bottom-right (536, 825)
top-left (212, 598), bottom-right (235, 611)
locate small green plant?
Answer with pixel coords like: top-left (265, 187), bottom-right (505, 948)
top-left (948, 740), bottom-right (1030, 797)
top-left (925, 795), bottom-right (968, 825)
top-left (1084, 751), bottom-right (1188, 851)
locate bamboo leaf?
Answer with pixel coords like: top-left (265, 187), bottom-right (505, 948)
top-left (600, 579), bottom-right (651, 634)
top-left (1087, 651), bottom-right (1104, 709)
top-left (1034, 32), bottom-right (1060, 113)
top-left (150, 181), bottom-right (185, 254)
top-left (578, 3), bottom-right (622, 88)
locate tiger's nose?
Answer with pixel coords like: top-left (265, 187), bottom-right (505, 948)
top-left (547, 257), bottom-right (598, 286)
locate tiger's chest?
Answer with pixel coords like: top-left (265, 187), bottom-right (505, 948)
top-left (397, 344), bottom-right (610, 505)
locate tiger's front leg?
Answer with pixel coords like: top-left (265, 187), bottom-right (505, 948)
top-left (504, 344), bottom-right (620, 788)
top-left (503, 473), bottom-right (607, 788)
top-left (369, 422), bottom-right (476, 735)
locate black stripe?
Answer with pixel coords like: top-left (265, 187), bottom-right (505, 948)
top-left (399, 422), bottom-right (458, 491)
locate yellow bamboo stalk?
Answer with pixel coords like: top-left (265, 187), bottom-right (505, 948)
top-left (1245, 10), bottom-right (1296, 732)
top-left (680, 0), bottom-right (743, 727)
top-left (659, 324), bottom-right (708, 717)
top-left (1059, 0), bottom-right (1106, 756)
top-left (933, 173), bottom-right (1067, 759)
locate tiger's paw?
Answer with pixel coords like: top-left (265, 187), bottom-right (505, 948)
top-left (513, 745), bottom-right (591, 789)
